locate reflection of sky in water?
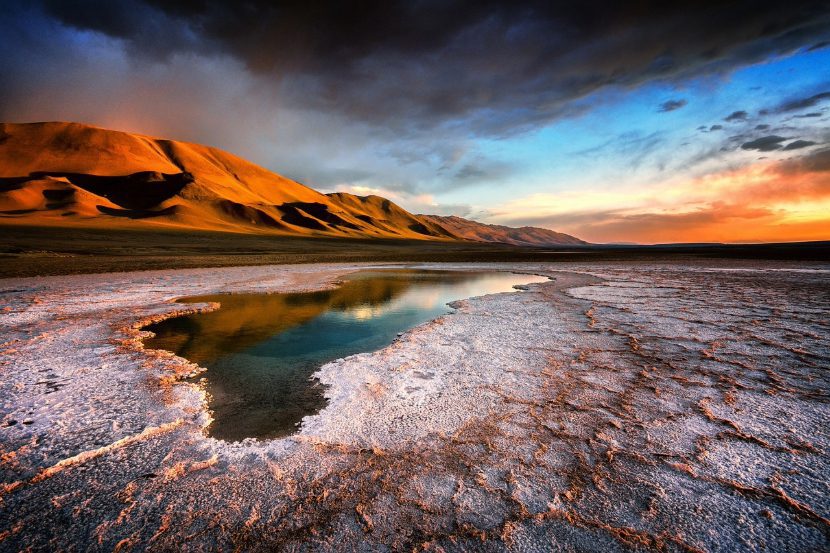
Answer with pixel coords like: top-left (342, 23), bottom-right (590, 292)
top-left (144, 270), bottom-right (547, 441)
top-left (342, 273), bottom-right (545, 320)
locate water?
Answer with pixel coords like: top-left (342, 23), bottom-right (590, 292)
top-left (143, 269), bottom-right (548, 440)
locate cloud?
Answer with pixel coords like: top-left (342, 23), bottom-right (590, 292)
top-left (494, 148), bottom-right (830, 243)
top-left (295, 167), bottom-right (377, 188)
top-left (453, 159), bottom-right (515, 186)
top-left (426, 204), bottom-right (494, 219)
top-left (3, 0), bottom-right (830, 210)
top-left (573, 131), bottom-right (666, 171)
top-left (330, 183), bottom-right (487, 218)
top-left (741, 135), bottom-right (787, 151)
top-left (778, 147), bottom-right (830, 173)
top-left (657, 99), bottom-right (687, 112)
top-left (7, 0), bottom-right (830, 141)
top-left (775, 91), bottom-right (830, 113)
top-left (724, 110), bottom-right (749, 122)
top-left (782, 139), bottom-right (818, 150)
top-left (499, 202), bottom-right (786, 244)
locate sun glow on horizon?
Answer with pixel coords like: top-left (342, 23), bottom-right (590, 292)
top-left (491, 154), bottom-right (830, 244)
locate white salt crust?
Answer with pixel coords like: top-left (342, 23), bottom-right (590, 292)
top-left (0, 261), bottom-right (828, 551)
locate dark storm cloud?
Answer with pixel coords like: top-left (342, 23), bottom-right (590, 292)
top-left (658, 99), bottom-right (687, 112)
top-left (741, 135), bottom-right (787, 151)
top-left (776, 91), bottom-right (830, 113)
top-left (37, 0), bottom-right (203, 57)
top-left (783, 139), bottom-right (818, 150)
top-left (20, 0), bottom-right (830, 137)
top-left (724, 110), bottom-right (749, 122)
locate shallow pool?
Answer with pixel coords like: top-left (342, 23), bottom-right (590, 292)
top-left (142, 269), bottom-right (548, 440)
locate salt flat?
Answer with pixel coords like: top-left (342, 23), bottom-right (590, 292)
top-left (0, 261), bottom-right (828, 551)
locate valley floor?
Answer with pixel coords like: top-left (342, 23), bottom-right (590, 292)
top-left (2, 224), bottom-right (828, 278)
top-left (0, 261), bottom-right (828, 551)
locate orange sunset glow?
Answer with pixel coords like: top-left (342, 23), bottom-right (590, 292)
top-left (494, 152), bottom-right (830, 243)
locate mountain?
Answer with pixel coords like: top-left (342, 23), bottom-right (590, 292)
top-left (420, 215), bottom-right (586, 246)
top-left (0, 122), bottom-right (456, 240)
top-left (0, 122), bottom-right (582, 245)
top-left (325, 192), bottom-right (454, 239)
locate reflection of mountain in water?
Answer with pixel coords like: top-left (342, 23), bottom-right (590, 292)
top-left (144, 270), bottom-right (466, 364)
top-left (142, 270), bottom-right (544, 441)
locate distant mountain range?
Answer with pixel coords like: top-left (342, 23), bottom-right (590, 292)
top-left (420, 215), bottom-right (586, 246)
top-left (0, 122), bottom-right (584, 246)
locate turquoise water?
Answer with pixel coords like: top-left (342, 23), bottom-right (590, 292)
top-left (143, 269), bottom-right (548, 440)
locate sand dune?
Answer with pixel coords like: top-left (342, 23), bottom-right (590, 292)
top-left (0, 122), bottom-right (582, 244)
top-left (421, 214), bottom-right (586, 246)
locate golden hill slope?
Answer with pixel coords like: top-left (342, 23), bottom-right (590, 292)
top-left (326, 192), bottom-right (455, 239)
top-left (0, 122), bottom-right (454, 239)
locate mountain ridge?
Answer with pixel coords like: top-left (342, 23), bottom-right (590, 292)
top-left (0, 122), bottom-right (584, 246)
top-left (420, 214), bottom-right (586, 246)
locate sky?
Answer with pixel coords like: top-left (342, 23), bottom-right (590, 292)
top-left (1, 0), bottom-right (829, 243)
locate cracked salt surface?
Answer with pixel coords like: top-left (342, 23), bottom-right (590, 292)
top-left (0, 261), bottom-right (828, 551)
